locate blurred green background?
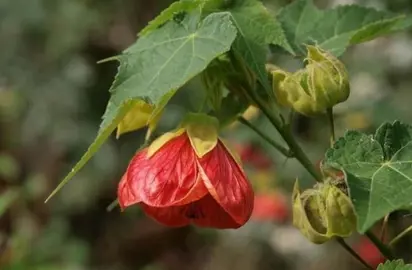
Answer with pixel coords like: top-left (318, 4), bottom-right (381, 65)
top-left (1, 0), bottom-right (412, 269)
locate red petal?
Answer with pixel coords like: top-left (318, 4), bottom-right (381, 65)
top-left (141, 194), bottom-right (240, 229)
top-left (118, 133), bottom-right (208, 208)
top-left (118, 173), bottom-right (136, 208)
top-left (191, 194), bottom-right (240, 228)
top-left (141, 203), bottom-right (191, 227)
top-left (198, 140), bottom-right (254, 226)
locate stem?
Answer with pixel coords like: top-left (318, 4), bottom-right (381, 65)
top-left (380, 214), bottom-right (390, 242)
top-left (327, 107), bottom-right (335, 146)
top-left (366, 231), bottom-right (396, 260)
top-left (336, 238), bottom-right (373, 270)
top-left (106, 199), bottom-right (119, 212)
top-left (248, 92), bottom-right (322, 182)
top-left (238, 116), bottom-right (293, 158)
top-left (389, 225), bottom-right (412, 247)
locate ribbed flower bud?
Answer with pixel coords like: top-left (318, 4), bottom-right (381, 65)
top-left (305, 45), bottom-right (350, 109)
top-left (292, 179), bottom-right (356, 244)
top-left (271, 45), bottom-right (350, 116)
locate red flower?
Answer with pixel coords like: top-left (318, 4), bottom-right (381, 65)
top-left (252, 193), bottom-right (289, 223)
top-left (118, 121), bottom-right (254, 229)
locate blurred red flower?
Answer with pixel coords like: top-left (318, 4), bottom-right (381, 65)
top-left (354, 238), bottom-right (385, 268)
top-left (236, 143), bottom-right (273, 169)
top-left (252, 193), bottom-right (289, 223)
top-left (118, 130), bottom-right (254, 229)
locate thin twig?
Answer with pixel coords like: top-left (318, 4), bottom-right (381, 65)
top-left (245, 90), bottom-right (322, 182)
top-left (389, 225), bottom-right (412, 247)
top-left (106, 199), bottom-right (119, 212)
top-left (380, 214), bottom-right (390, 243)
top-left (336, 238), bottom-right (373, 269)
top-left (238, 116), bottom-right (293, 158)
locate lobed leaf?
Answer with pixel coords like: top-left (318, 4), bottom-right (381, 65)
top-left (377, 260), bottom-right (412, 270)
top-left (277, 0), bottom-right (412, 56)
top-left (325, 122), bottom-right (412, 232)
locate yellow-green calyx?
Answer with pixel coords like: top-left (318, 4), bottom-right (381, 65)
top-left (147, 113), bottom-right (219, 158)
top-left (117, 91), bottom-right (176, 140)
top-left (183, 113), bottom-right (219, 158)
top-left (116, 100), bottom-right (156, 139)
top-left (292, 179), bottom-right (356, 244)
top-left (271, 45), bottom-right (350, 116)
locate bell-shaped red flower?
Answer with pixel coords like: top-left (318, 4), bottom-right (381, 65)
top-left (118, 114), bottom-right (254, 229)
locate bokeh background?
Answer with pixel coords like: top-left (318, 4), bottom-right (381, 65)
top-left (1, 0), bottom-right (412, 269)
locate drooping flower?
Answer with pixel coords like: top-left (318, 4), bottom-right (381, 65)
top-left (118, 114), bottom-right (254, 229)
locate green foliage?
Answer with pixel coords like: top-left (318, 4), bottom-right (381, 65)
top-left (378, 260), bottom-right (412, 270)
top-left (325, 121), bottom-right (412, 232)
top-left (277, 0), bottom-right (412, 56)
top-left (0, 189), bottom-right (18, 217)
top-left (223, 0), bottom-right (292, 92)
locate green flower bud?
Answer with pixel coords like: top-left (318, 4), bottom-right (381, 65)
top-left (272, 69), bottom-right (327, 115)
top-left (271, 45), bottom-right (350, 116)
top-left (292, 179), bottom-right (356, 244)
top-left (305, 45), bottom-right (350, 109)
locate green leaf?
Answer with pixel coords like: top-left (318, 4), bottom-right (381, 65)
top-left (375, 121), bottom-right (412, 160)
top-left (138, 0), bottom-right (203, 36)
top-left (325, 122), bottom-right (412, 233)
top-left (47, 12), bottom-right (237, 201)
top-left (110, 11), bottom-right (236, 105)
top-left (377, 260), bottom-right (412, 270)
top-left (224, 0), bottom-right (292, 92)
top-left (139, 0), bottom-right (234, 36)
top-left (277, 0), bottom-right (412, 56)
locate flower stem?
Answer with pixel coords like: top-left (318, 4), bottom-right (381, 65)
top-left (327, 107), bottom-right (335, 146)
top-left (389, 225), bottom-right (412, 247)
top-left (106, 199), bottom-right (119, 212)
top-left (336, 238), bottom-right (373, 270)
top-left (238, 116), bottom-right (293, 158)
top-left (247, 92), bottom-right (322, 182)
top-left (366, 231), bottom-right (396, 260)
